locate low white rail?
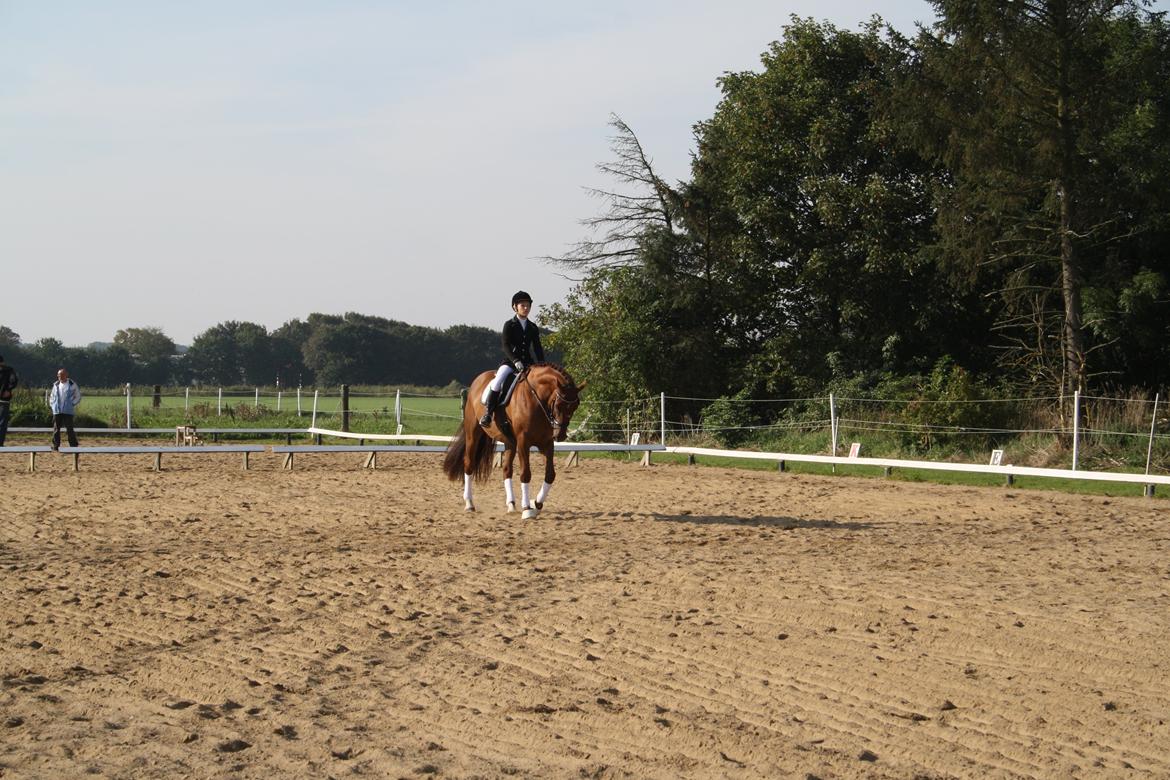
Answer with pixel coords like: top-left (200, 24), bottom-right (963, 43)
top-left (3, 445), bottom-right (267, 472)
top-left (271, 440), bottom-right (666, 469)
top-left (7, 427), bottom-right (308, 444)
top-left (666, 446), bottom-right (1169, 495)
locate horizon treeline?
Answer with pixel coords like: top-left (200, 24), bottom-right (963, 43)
top-left (543, 4), bottom-right (1170, 423)
top-left (0, 314), bottom-right (507, 389)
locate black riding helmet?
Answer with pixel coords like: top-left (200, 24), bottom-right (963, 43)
top-left (512, 290), bottom-right (533, 306)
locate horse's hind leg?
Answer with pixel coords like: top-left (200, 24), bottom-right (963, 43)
top-left (461, 431), bottom-right (476, 512)
top-left (503, 448), bottom-right (516, 512)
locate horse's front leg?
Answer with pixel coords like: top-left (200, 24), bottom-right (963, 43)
top-left (534, 443), bottom-right (555, 510)
top-left (502, 447), bottom-right (517, 513)
top-left (518, 439), bottom-right (539, 520)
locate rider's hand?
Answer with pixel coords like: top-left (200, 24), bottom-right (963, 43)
top-left (514, 360), bottom-right (524, 372)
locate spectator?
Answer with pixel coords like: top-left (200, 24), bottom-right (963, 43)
top-left (47, 368), bottom-right (82, 451)
top-left (0, 354), bottom-right (18, 446)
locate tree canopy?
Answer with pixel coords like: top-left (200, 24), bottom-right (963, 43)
top-left (0, 314), bottom-right (505, 389)
top-left (548, 8), bottom-right (1170, 417)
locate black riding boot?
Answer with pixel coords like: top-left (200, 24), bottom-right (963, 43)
top-left (479, 390), bottom-right (499, 426)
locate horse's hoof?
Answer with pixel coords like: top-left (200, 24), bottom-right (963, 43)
top-left (464, 501), bottom-right (475, 512)
top-left (506, 501), bottom-right (516, 513)
top-left (534, 501), bottom-right (544, 510)
top-left (521, 507), bottom-right (539, 520)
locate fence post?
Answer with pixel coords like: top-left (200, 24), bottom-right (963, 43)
top-left (658, 393), bottom-right (665, 446)
top-left (217, 388), bottom-right (222, 417)
top-left (255, 387), bottom-right (259, 408)
top-left (311, 389), bottom-right (319, 428)
top-left (1072, 389), bottom-right (1080, 471)
top-left (395, 389), bottom-right (402, 434)
top-left (626, 408), bottom-right (631, 444)
top-left (829, 393), bottom-right (838, 457)
top-left (153, 384), bottom-right (161, 409)
top-left (125, 383), bottom-right (132, 430)
top-left (185, 386), bottom-right (190, 413)
top-left (1146, 392), bottom-right (1159, 477)
top-left (277, 389), bottom-right (282, 412)
top-left (297, 386), bottom-right (302, 417)
top-left (342, 385), bottom-right (350, 432)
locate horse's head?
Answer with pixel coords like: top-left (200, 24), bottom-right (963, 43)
top-left (533, 365), bottom-right (585, 442)
top-left (549, 378), bottom-right (585, 442)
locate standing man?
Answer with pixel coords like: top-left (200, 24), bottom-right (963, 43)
top-left (47, 368), bottom-right (82, 451)
top-left (0, 354), bottom-right (18, 446)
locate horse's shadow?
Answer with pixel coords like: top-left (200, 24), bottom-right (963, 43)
top-left (649, 513), bottom-right (874, 531)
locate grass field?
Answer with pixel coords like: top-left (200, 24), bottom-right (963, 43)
top-left (74, 390), bottom-right (465, 434)
top-left (79, 389), bottom-right (463, 415)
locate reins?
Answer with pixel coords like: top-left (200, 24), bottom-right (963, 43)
top-left (524, 370), bottom-right (570, 431)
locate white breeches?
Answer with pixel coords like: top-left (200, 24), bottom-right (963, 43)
top-left (483, 364), bottom-right (514, 400)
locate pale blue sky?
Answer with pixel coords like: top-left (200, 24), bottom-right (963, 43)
top-left (0, 1), bottom-right (944, 345)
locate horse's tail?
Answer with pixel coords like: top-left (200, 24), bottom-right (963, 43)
top-left (441, 433), bottom-right (467, 480)
top-left (442, 427), bottom-right (495, 482)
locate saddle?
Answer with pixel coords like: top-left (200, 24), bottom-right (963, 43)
top-left (498, 369), bottom-right (523, 408)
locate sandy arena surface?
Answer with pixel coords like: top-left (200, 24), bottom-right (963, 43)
top-left (2, 449), bottom-right (1169, 779)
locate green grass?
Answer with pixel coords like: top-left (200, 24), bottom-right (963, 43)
top-left (71, 392), bottom-right (464, 435)
top-left (78, 391), bottom-right (462, 415)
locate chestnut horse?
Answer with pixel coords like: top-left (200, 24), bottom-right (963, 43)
top-left (442, 363), bottom-right (584, 518)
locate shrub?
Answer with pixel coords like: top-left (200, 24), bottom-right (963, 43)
top-left (700, 389), bottom-right (760, 448)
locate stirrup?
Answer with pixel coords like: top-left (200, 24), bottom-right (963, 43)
top-left (479, 410), bottom-right (493, 426)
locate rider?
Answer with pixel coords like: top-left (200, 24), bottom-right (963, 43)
top-left (479, 290), bottom-right (545, 426)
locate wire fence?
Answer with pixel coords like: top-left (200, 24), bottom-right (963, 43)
top-left (34, 383), bottom-right (1170, 474)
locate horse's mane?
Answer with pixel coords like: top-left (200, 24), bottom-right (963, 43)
top-left (530, 362), bottom-right (576, 388)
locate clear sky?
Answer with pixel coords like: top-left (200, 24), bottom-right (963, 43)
top-left (1, 1), bottom-right (942, 346)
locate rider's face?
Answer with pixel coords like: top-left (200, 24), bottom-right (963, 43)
top-left (514, 301), bottom-right (532, 318)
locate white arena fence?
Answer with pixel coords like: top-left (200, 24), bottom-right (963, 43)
top-left (8, 385), bottom-right (1167, 493)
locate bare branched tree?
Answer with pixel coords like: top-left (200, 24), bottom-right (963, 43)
top-left (544, 115), bottom-right (684, 272)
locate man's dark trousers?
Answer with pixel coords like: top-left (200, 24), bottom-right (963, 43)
top-left (52, 413), bottom-right (79, 449)
top-left (0, 402), bottom-right (9, 446)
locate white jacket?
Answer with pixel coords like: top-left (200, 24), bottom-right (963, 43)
top-left (47, 380), bottom-right (82, 415)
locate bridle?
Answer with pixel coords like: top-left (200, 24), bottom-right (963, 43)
top-left (525, 371), bottom-right (575, 433)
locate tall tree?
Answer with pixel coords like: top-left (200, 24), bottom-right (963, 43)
top-left (113, 327), bottom-right (175, 364)
top-left (113, 326), bottom-right (177, 383)
top-left (690, 18), bottom-right (983, 393)
top-left (186, 323), bottom-right (244, 385)
top-left (897, 0), bottom-right (1167, 392)
top-left (547, 115), bottom-right (732, 412)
